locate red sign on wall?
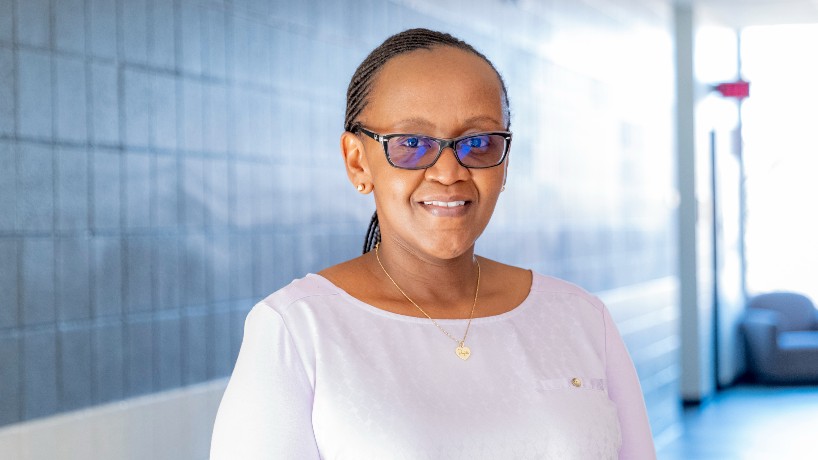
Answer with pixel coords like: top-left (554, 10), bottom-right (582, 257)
top-left (715, 80), bottom-right (750, 99)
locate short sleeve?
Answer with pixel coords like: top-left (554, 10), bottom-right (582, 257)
top-left (210, 303), bottom-right (321, 459)
top-left (603, 305), bottom-right (657, 460)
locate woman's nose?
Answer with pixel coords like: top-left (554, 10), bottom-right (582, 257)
top-left (424, 147), bottom-right (470, 185)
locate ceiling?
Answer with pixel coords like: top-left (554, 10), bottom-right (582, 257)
top-left (689, 0), bottom-right (818, 28)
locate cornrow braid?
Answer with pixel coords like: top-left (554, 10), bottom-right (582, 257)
top-left (345, 28), bottom-right (511, 254)
top-left (363, 212), bottom-right (380, 254)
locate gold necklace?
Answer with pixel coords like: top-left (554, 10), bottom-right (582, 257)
top-left (374, 242), bottom-right (480, 360)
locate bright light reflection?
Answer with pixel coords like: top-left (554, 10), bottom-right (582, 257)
top-left (742, 24), bottom-right (818, 303)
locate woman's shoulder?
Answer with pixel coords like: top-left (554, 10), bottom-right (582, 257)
top-left (527, 271), bottom-right (606, 312)
top-left (258, 273), bottom-right (342, 313)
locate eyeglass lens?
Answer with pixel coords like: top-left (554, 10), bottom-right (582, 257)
top-left (387, 134), bottom-right (506, 169)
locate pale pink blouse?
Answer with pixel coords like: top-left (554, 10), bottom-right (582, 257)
top-left (211, 272), bottom-right (656, 459)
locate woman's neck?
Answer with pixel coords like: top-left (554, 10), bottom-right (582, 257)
top-left (370, 239), bottom-right (480, 314)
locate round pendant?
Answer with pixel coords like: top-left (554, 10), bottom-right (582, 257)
top-left (455, 345), bottom-right (471, 360)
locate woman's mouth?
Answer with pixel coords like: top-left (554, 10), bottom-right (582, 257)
top-left (422, 200), bottom-right (467, 208)
top-left (419, 200), bottom-right (471, 217)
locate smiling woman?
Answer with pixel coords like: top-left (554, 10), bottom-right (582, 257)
top-left (210, 28), bottom-right (656, 459)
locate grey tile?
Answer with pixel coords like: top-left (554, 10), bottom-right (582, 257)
top-left (92, 149), bottom-right (121, 230)
top-left (256, 233), bottom-right (275, 298)
top-left (154, 236), bottom-right (179, 311)
top-left (23, 328), bottom-right (58, 420)
top-left (247, 21), bottom-right (271, 86)
top-left (181, 79), bottom-right (203, 152)
top-left (256, 163), bottom-right (275, 227)
top-left (183, 311), bottom-right (207, 383)
top-left (209, 233), bottom-right (230, 303)
top-left (285, 34), bottom-right (310, 91)
top-left (148, 0), bottom-right (175, 70)
top-left (202, 83), bottom-right (228, 154)
top-left (124, 151), bottom-right (151, 229)
top-left (16, 0), bottom-right (49, 47)
top-left (0, 332), bottom-right (21, 426)
top-left (179, 1), bottom-right (202, 75)
top-left (56, 146), bottom-right (89, 231)
top-left (304, 233), bottom-right (326, 275)
top-left (0, 47), bottom-right (13, 136)
top-left (205, 157), bottom-right (229, 228)
top-left (56, 237), bottom-right (91, 321)
top-left (182, 234), bottom-right (206, 307)
top-left (232, 16), bottom-right (253, 84)
top-left (122, 69), bottom-right (150, 148)
top-left (232, 161), bottom-right (257, 228)
top-left (124, 237), bottom-right (152, 313)
top-left (17, 142), bottom-right (53, 231)
top-left (233, 88), bottom-right (252, 156)
top-left (181, 156), bottom-right (205, 228)
top-left (55, 55), bottom-right (88, 143)
top-left (156, 315), bottom-right (181, 390)
top-left (92, 322), bottom-right (123, 403)
top-left (202, 7), bottom-right (226, 79)
top-left (17, 49), bottom-right (52, 140)
top-left (252, 92), bottom-right (273, 158)
top-left (120, 0), bottom-right (148, 64)
top-left (152, 74), bottom-right (177, 151)
top-left (209, 309), bottom-right (231, 378)
top-left (88, 0), bottom-right (117, 59)
top-left (125, 318), bottom-right (153, 396)
top-left (0, 0), bottom-right (12, 44)
top-left (92, 237), bottom-right (122, 318)
top-left (90, 62), bottom-right (119, 146)
top-left (289, 98), bottom-right (312, 164)
top-left (230, 234), bottom-right (254, 300)
top-left (269, 27), bottom-right (291, 87)
top-left (153, 154), bottom-right (178, 228)
top-left (59, 327), bottom-right (92, 411)
top-left (21, 238), bottom-right (55, 326)
top-left (54, 0), bottom-right (86, 53)
top-left (274, 233), bottom-right (295, 288)
top-left (0, 239), bottom-right (18, 328)
top-left (0, 140), bottom-right (15, 230)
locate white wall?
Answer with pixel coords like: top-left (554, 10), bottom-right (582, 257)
top-left (0, 379), bottom-right (226, 460)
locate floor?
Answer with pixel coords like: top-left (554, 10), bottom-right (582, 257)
top-left (657, 384), bottom-right (818, 460)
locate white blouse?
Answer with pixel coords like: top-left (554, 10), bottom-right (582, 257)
top-left (210, 273), bottom-right (656, 459)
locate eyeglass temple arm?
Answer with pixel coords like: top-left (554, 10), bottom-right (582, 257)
top-left (356, 127), bottom-right (381, 142)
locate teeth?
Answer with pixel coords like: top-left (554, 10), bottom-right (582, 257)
top-left (423, 201), bottom-right (466, 207)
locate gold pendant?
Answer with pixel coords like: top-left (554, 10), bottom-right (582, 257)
top-left (455, 344), bottom-right (471, 360)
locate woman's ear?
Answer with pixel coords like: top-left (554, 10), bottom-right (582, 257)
top-left (341, 131), bottom-right (373, 193)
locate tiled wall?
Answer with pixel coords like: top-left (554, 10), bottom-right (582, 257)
top-left (0, 0), bottom-right (680, 447)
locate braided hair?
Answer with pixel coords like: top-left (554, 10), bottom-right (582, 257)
top-left (345, 28), bottom-right (510, 254)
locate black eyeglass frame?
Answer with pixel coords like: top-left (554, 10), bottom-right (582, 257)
top-left (355, 126), bottom-right (513, 170)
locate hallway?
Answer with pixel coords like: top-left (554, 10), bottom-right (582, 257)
top-left (658, 384), bottom-right (818, 459)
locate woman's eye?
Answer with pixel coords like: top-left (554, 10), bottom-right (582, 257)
top-left (403, 137), bottom-right (420, 148)
top-left (468, 137), bottom-right (487, 148)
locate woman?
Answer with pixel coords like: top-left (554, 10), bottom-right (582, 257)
top-left (211, 28), bottom-right (655, 459)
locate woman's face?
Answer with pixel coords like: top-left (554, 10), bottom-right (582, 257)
top-left (355, 46), bottom-right (508, 260)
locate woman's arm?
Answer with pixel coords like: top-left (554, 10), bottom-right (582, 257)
top-left (210, 304), bottom-right (320, 459)
top-left (603, 305), bottom-right (657, 460)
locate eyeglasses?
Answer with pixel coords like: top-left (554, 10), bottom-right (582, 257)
top-left (356, 127), bottom-right (512, 170)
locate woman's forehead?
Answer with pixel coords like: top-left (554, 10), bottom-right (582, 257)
top-left (364, 47), bottom-right (506, 132)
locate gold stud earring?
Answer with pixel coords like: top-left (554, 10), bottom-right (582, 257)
top-left (357, 184), bottom-right (365, 192)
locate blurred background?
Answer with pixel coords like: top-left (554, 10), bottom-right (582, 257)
top-left (0, 0), bottom-right (816, 458)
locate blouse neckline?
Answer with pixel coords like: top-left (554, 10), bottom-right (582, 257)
top-left (305, 271), bottom-right (539, 325)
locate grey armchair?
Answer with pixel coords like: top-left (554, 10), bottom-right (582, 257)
top-left (741, 292), bottom-right (818, 383)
